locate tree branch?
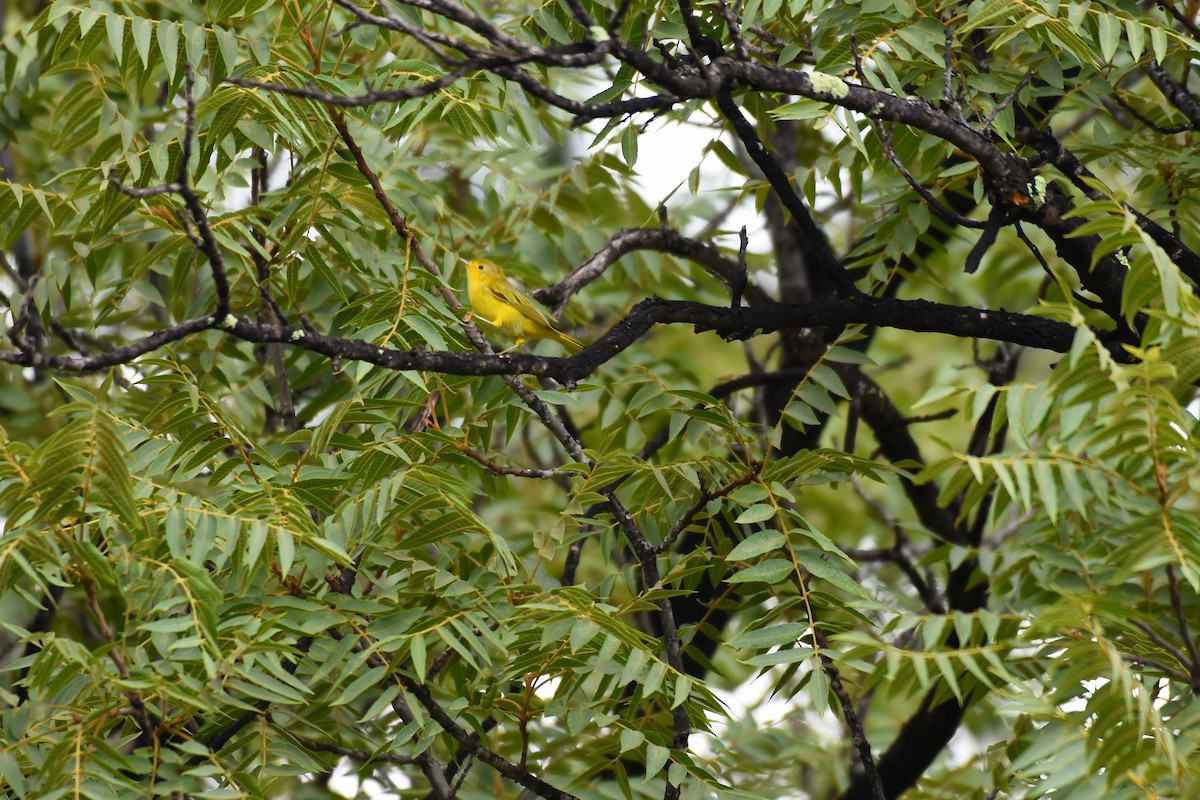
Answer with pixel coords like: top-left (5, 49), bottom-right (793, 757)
top-left (531, 225), bottom-right (773, 313)
top-left (109, 65), bottom-right (230, 319)
top-left (1019, 126), bottom-right (1200, 287)
top-left (1145, 61), bottom-right (1200, 127)
top-left (715, 90), bottom-right (855, 295)
top-left (0, 294), bottom-right (1126, 381)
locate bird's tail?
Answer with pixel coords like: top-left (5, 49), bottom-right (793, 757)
top-left (554, 329), bottom-right (583, 353)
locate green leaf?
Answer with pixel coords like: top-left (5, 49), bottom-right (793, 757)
top-left (727, 622), bottom-right (807, 649)
top-left (621, 124), bottom-right (638, 169)
top-left (619, 728), bottom-right (645, 753)
top-left (795, 547), bottom-right (869, 598)
top-left (215, 25), bottom-right (239, 71)
top-left (105, 12), bottom-right (125, 62)
top-left (131, 15), bottom-right (152, 67)
top-left (643, 744), bottom-right (670, 781)
top-left (727, 529), bottom-right (786, 560)
top-left (734, 504), bottom-right (777, 525)
top-left (727, 558), bottom-right (794, 584)
top-left (157, 20), bottom-right (179, 78)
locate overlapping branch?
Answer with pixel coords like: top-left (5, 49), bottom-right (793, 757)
top-left (6, 61), bottom-right (1115, 384)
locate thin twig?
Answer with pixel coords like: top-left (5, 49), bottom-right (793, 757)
top-left (293, 738), bottom-right (423, 764)
top-left (875, 123), bottom-right (987, 229)
top-left (850, 477), bottom-right (945, 613)
top-left (652, 463), bottom-right (762, 554)
top-left (1165, 566), bottom-right (1200, 688)
top-left (1109, 93), bottom-right (1190, 134)
top-left (454, 444), bottom-right (564, 479)
top-left (533, 225), bottom-right (771, 314)
top-left (731, 226), bottom-right (749, 309)
top-left (1013, 223), bottom-right (1103, 310)
top-left (982, 69), bottom-right (1033, 133)
top-left (7, 273), bottom-right (41, 354)
top-left (809, 611), bottom-right (885, 800)
top-left (715, 0), bottom-right (749, 60)
top-left (609, 0), bottom-right (633, 32)
top-left (559, 0), bottom-right (596, 29)
top-left (83, 575), bottom-right (159, 743)
top-left (943, 27), bottom-right (967, 125)
top-left (108, 65), bottom-right (230, 318)
top-left (1133, 620), bottom-right (1193, 668)
top-left (1152, 0), bottom-right (1200, 42)
top-left (1121, 653), bottom-right (1192, 684)
top-left (849, 32), bottom-right (865, 83)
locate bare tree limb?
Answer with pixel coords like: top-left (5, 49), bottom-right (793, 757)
top-left (532, 226), bottom-right (772, 313)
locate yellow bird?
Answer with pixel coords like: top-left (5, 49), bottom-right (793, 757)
top-left (465, 259), bottom-right (582, 353)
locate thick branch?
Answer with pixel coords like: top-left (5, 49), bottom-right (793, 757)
top-left (0, 295), bottom-right (1122, 379)
top-left (716, 90), bottom-right (854, 294)
top-left (1145, 61), bottom-right (1200, 127)
top-left (0, 316), bottom-right (214, 371)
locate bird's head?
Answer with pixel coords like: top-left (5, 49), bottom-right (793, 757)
top-left (465, 258), bottom-right (504, 284)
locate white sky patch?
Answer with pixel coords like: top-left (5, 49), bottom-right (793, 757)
top-left (631, 115), bottom-right (767, 242)
top-left (327, 759), bottom-right (408, 800)
top-left (534, 674), bottom-right (562, 701)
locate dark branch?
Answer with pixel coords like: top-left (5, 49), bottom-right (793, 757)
top-left (454, 445), bottom-right (564, 479)
top-left (1146, 61), bottom-right (1200, 127)
top-left (982, 69), bottom-right (1033, 133)
top-left (653, 463), bottom-right (762, 554)
top-left (715, 90), bottom-right (855, 294)
top-left (293, 738), bottom-right (422, 765)
top-left (1165, 565), bottom-right (1200, 690)
top-left (812, 621), bottom-right (885, 800)
top-left (0, 316), bottom-right (215, 371)
top-left (1152, 0), bottom-right (1200, 40)
top-left (874, 123), bottom-right (987, 230)
top-left (233, 9), bottom-right (1149, 309)
top-left (1019, 126), bottom-right (1200, 287)
top-left (0, 294), bottom-right (1122, 380)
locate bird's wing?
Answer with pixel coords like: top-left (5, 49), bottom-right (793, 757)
top-left (489, 282), bottom-right (559, 329)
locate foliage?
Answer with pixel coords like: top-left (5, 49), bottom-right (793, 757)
top-left (2, 0), bottom-right (1200, 798)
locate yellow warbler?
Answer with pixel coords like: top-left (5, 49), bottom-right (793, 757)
top-left (465, 259), bottom-right (582, 353)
